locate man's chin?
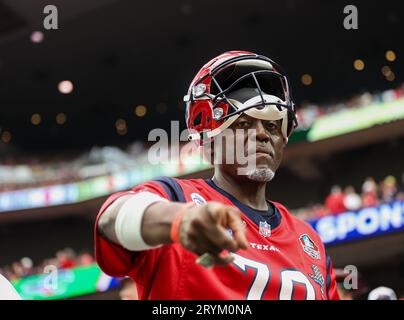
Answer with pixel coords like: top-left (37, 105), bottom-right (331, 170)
top-left (246, 168), bottom-right (275, 182)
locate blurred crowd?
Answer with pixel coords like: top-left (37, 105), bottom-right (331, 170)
top-left (0, 248), bottom-right (94, 282)
top-left (296, 83), bottom-right (404, 129)
top-left (294, 173), bottom-right (404, 221)
top-left (0, 142), bottom-right (147, 192)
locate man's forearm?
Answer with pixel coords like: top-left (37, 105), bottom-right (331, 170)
top-left (97, 195), bottom-right (184, 248)
top-left (141, 201), bottom-right (184, 246)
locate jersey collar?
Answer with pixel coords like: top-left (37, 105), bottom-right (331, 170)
top-left (204, 179), bottom-right (282, 230)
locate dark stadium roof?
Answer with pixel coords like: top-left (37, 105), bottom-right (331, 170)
top-left (0, 0), bottom-right (403, 150)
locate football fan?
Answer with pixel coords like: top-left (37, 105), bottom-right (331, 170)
top-left (95, 51), bottom-right (340, 300)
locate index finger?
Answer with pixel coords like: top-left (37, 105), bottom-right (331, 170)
top-left (224, 206), bottom-right (249, 250)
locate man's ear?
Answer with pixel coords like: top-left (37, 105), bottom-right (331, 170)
top-left (201, 140), bottom-right (214, 164)
top-left (210, 140), bottom-right (215, 159)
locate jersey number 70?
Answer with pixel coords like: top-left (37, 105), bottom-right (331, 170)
top-left (231, 253), bottom-right (317, 300)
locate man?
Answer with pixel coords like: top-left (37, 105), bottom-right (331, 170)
top-left (95, 51), bottom-right (339, 300)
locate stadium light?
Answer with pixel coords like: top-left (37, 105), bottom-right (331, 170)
top-left (56, 113), bottom-right (67, 125)
top-left (1, 131), bottom-right (11, 143)
top-left (381, 65), bottom-right (392, 77)
top-left (31, 113), bottom-right (42, 125)
top-left (58, 80), bottom-right (74, 94)
top-left (301, 74), bottom-right (312, 86)
top-left (30, 31), bottom-right (44, 44)
top-left (135, 105), bottom-right (147, 117)
top-left (385, 50), bottom-right (396, 62)
top-left (115, 118), bottom-right (127, 135)
top-left (385, 71), bottom-right (395, 82)
top-left (353, 59), bottom-right (365, 71)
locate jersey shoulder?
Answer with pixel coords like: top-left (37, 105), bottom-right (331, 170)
top-left (133, 176), bottom-right (207, 202)
top-left (174, 178), bottom-right (220, 200)
top-left (174, 177), bottom-right (209, 189)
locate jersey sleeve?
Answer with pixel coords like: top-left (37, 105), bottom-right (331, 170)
top-left (94, 180), bottom-right (171, 278)
top-left (325, 254), bottom-right (340, 300)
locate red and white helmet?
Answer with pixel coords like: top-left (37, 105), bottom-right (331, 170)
top-left (184, 51), bottom-right (298, 144)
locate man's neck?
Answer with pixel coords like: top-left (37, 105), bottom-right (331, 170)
top-left (212, 172), bottom-right (268, 211)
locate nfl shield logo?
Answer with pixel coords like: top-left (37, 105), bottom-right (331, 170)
top-left (259, 221), bottom-right (271, 238)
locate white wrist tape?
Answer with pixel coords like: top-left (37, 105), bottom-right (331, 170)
top-left (115, 191), bottom-right (169, 251)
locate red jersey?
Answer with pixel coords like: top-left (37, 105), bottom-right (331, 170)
top-left (95, 177), bottom-right (339, 300)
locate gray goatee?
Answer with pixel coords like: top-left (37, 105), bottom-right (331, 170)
top-left (246, 168), bottom-right (275, 182)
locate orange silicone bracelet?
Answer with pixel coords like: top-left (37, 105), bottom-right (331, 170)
top-left (170, 203), bottom-right (195, 243)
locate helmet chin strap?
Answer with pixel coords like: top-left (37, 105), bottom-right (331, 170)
top-left (188, 94), bottom-right (289, 142)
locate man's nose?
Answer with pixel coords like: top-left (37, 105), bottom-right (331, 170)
top-left (252, 120), bottom-right (270, 143)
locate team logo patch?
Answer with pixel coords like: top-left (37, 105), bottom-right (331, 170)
top-left (190, 193), bottom-right (207, 205)
top-left (259, 221), bottom-right (271, 238)
top-left (309, 265), bottom-right (325, 299)
top-left (299, 234), bottom-right (320, 260)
